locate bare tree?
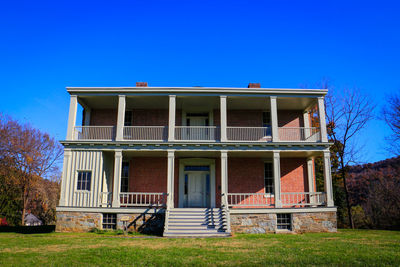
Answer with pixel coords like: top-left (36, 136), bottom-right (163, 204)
top-left (0, 114), bottom-right (63, 225)
top-left (382, 93), bottom-right (400, 155)
top-left (325, 89), bottom-right (375, 228)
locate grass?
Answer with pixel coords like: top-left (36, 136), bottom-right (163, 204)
top-left (0, 229), bottom-right (399, 266)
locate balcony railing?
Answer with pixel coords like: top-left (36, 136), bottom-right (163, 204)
top-left (278, 127), bottom-right (321, 142)
top-left (227, 192), bottom-right (326, 208)
top-left (120, 192), bottom-right (167, 207)
top-left (227, 127), bottom-right (272, 141)
top-left (175, 126), bottom-right (219, 141)
top-left (74, 126), bottom-right (116, 140)
top-left (227, 193), bottom-right (275, 208)
top-left (123, 126), bottom-right (167, 141)
top-left (281, 192), bottom-right (326, 207)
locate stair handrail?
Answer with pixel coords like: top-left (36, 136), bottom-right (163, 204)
top-left (221, 193), bottom-right (231, 233)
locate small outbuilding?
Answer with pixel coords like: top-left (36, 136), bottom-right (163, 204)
top-left (24, 213), bottom-right (42, 226)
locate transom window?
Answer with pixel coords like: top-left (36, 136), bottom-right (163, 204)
top-left (102, 213), bottom-right (117, 230)
top-left (184, 166), bottom-right (210, 171)
top-left (121, 162), bottom-right (129, 193)
top-left (277, 213), bottom-right (292, 230)
top-left (77, 171), bottom-right (91, 191)
top-left (264, 162), bottom-right (274, 194)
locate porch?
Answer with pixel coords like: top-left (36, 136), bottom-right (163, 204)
top-left (63, 150), bottom-right (334, 211)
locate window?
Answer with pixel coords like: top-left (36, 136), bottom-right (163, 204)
top-left (121, 162), bottom-right (129, 193)
top-left (102, 213), bottom-right (117, 230)
top-left (262, 111), bottom-right (271, 127)
top-left (277, 213), bottom-right (292, 230)
top-left (264, 162), bottom-right (274, 194)
top-left (77, 171), bottom-right (91, 191)
top-left (124, 110), bottom-right (133, 126)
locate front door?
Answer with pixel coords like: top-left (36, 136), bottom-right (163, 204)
top-left (188, 172), bottom-right (207, 207)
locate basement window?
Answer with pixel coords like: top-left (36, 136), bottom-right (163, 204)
top-left (102, 213), bottom-right (117, 230)
top-left (277, 213), bottom-right (292, 230)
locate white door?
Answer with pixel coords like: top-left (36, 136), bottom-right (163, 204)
top-left (187, 116), bottom-right (210, 140)
top-left (188, 172), bottom-right (206, 207)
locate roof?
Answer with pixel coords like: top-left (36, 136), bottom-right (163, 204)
top-left (66, 86), bottom-right (328, 97)
top-left (24, 213), bottom-right (42, 224)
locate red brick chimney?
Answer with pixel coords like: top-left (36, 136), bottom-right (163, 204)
top-left (136, 82), bottom-right (148, 87)
top-left (248, 83), bottom-right (261, 88)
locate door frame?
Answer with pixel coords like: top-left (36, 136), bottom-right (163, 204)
top-left (182, 111), bottom-right (214, 126)
top-left (178, 158), bottom-right (216, 208)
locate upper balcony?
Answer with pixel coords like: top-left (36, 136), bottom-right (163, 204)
top-left (65, 84), bottom-right (328, 144)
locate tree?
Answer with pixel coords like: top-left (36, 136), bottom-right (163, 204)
top-left (0, 114), bottom-right (62, 225)
top-left (383, 93), bottom-right (400, 155)
top-left (324, 88), bottom-right (375, 228)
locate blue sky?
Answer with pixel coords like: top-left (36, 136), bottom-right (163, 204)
top-left (1, 1), bottom-right (399, 163)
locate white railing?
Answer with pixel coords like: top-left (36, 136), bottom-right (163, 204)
top-left (120, 192), bottom-right (167, 207)
top-left (175, 126), bottom-right (219, 141)
top-left (227, 193), bottom-right (275, 208)
top-left (74, 126), bottom-right (116, 140)
top-left (278, 127), bottom-right (321, 142)
top-left (227, 127), bottom-right (272, 141)
top-left (123, 126), bottom-right (167, 141)
top-left (281, 192), bottom-right (326, 207)
top-left (72, 191), bottom-right (91, 207)
top-left (99, 192), bottom-right (112, 207)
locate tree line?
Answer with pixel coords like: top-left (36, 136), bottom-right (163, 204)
top-left (0, 114), bottom-right (62, 225)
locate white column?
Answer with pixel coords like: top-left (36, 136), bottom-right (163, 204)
top-left (112, 150), bottom-right (123, 207)
top-left (58, 150), bottom-right (72, 206)
top-left (303, 110), bottom-right (310, 139)
top-left (66, 95), bottom-right (78, 140)
top-left (221, 150), bottom-right (228, 206)
top-left (273, 151), bottom-right (282, 207)
top-left (116, 95), bottom-right (126, 141)
top-left (84, 107), bottom-right (91, 126)
top-left (307, 157), bottom-right (315, 204)
top-left (317, 97), bottom-right (328, 142)
top-left (323, 151), bottom-right (334, 207)
top-left (270, 96), bottom-right (279, 142)
top-left (167, 150), bottom-right (175, 208)
top-left (168, 95), bottom-right (176, 142)
top-left (220, 96), bottom-right (227, 142)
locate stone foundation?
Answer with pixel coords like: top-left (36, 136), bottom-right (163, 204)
top-left (231, 211), bottom-right (337, 233)
top-left (56, 211), bottom-right (165, 235)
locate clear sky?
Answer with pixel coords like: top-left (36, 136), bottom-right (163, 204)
top-left (1, 1), bottom-right (399, 164)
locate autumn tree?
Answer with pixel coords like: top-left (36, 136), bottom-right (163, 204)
top-left (0, 114), bottom-right (62, 225)
top-left (324, 88), bottom-right (375, 228)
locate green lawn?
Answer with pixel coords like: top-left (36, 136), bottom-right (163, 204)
top-left (0, 230), bottom-right (399, 266)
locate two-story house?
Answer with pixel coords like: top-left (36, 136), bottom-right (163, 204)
top-left (56, 82), bottom-right (336, 236)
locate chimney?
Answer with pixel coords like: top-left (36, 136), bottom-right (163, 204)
top-left (248, 83), bottom-right (261, 88)
top-left (136, 82), bottom-right (148, 87)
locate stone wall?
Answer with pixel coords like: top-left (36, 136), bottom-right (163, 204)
top-left (231, 211), bottom-right (336, 234)
top-left (56, 211), bottom-right (165, 235)
top-left (56, 212), bottom-right (102, 232)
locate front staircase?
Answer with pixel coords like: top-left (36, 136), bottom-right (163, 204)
top-left (163, 208), bottom-right (231, 237)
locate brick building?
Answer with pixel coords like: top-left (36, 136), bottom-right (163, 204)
top-left (56, 83), bottom-right (336, 236)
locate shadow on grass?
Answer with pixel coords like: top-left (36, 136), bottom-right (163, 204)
top-left (0, 225), bottom-right (56, 234)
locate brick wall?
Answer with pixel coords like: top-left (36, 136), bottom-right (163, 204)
top-left (277, 110), bottom-right (303, 127)
top-left (90, 109), bottom-right (117, 126)
top-left (280, 157), bottom-right (308, 192)
top-left (227, 110), bottom-right (263, 127)
top-left (128, 157), bottom-right (167, 192)
top-left (132, 109), bottom-right (168, 126)
top-left (228, 158), bottom-right (265, 193)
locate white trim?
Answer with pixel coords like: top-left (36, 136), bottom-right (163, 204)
top-left (66, 95), bottom-right (78, 140)
top-left (56, 206), bottom-right (165, 214)
top-left (67, 87), bottom-right (328, 96)
top-left (178, 158), bottom-right (216, 208)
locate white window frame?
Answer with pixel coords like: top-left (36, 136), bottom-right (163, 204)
top-left (75, 170), bottom-right (92, 191)
top-left (263, 161), bottom-right (274, 196)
